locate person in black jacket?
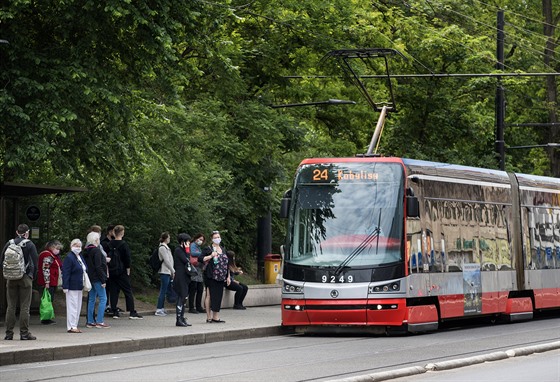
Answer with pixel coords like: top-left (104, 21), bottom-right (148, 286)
top-left (83, 231), bottom-right (110, 329)
top-left (225, 250), bottom-right (249, 310)
top-left (107, 225), bottom-right (142, 319)
top-left (173, 233), bottom-right (192, 327)
top-left (62, 239), bottom-right (87, 333)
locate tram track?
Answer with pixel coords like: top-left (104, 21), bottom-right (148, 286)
top-left (3, 315), bottom-right (559, 382)
top-left (37, 331), bottom-right (560, 382)
top-left (298, 338), bottom-right (560, 381)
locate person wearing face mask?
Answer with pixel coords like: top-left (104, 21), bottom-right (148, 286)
top-left (188, 233), bottom-right (206, 314)
top-left (62, 239), bottom-right (87, 333)
top-left (200, 231), bottom-right (230, 323)
top-left (173, 233), bottom-right (193, 327)
top-left (37, 240), bottom-right (63, 325)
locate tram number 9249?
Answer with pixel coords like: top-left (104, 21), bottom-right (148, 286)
top-left (322, 274), bottom-right (354, 283)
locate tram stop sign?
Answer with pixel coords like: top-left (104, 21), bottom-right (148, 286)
top-left (25, 205), bottom-right (41, 222)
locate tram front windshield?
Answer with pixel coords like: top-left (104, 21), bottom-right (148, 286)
top-left (287, 162), bottom-right (404, 268)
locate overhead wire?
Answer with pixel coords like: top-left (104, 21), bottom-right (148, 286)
top-left (470, 29), bottom-right (559, 72)
top-left (200, 0), bottom-right (558, 79)
top-left (366, 28), bottom-right (435, 74)
top-left (470, 0), bottom-right (558, 30)
top-left (504, 20), bottom-right (555, 46)
top-left (467, 0), bottom-right (559, 68)
top-left (404, 1), bottom-right (518, 72)
top-left (502, 34), bottom-right (560, 70)
top-left (417, 0), bottom-right (559, 118)
top-left (424, 0), bottom-right (497, 33)
top-left (504, 24), bottom-right (559, 66)
top-left (422, 0), bottom-right (560, 70)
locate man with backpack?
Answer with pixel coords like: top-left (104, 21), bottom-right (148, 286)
top-left (1, 224), bottom-right (39, 340)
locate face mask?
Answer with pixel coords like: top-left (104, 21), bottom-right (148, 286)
top-left (212, 238), bottom-right (221, 245)
top-left (71, 247), bottom-right (82, 255)
top-left (196, 240), bottom-right (203, 246)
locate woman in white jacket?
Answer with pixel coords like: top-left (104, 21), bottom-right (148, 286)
top-left (155, 232), bottom-right (175, 316)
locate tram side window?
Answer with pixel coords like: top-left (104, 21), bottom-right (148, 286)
top-left (480, 204), bottom-right (505, 272)
top-left (428, 200), bottom-right (445, 272)
top-left (497, 206), bottom-right (513, 270)
top-left (552, 209), bottom-right (560, 269)
top-left (527, 207), bottom-right (558, 270)
top-left (407, 223), bottom-right (422, 273)
top-left (443, 201), bottom-right (463, 272)
top-left (459, 202), bottom-right (478, 266)
top-left (422, 200), bottom-right (444, 272)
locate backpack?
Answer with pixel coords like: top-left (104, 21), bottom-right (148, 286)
top-left (107, 243), bottom-right (124, 275)
top-left (2, 239), bottom-right (29, 280)
top-left (149, 245), bottom-right (163, 273)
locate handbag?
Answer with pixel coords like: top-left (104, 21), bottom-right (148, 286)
top-left (185, 262), bottom-right (198, 277)
top-left (76, 255), bottom-right (91, 292)
top-left (57, 262), bottom-right (63, 289)
top-left (39, 288), bottom-right (55, 321)
top-left (83, 271), bottom-right (92, 292)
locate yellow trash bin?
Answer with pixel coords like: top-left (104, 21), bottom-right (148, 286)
top-left (264, 254), bottom-right (282, 284)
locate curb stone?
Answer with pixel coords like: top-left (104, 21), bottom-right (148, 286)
top-left (0, 326), bottom-right (285, 366)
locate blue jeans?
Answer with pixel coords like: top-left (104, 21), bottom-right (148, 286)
top-left (88, 281), bottom-right (107, 324)
top-left (157, 274), bottom-right (171, 309)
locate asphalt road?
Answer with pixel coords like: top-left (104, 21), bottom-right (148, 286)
top-left (387, 349), bottom-right (560, 382)
top-left (1, 314), bottom-right (559, 381)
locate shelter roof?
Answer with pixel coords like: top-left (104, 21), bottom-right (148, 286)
top-left (0, 181), bottom-right (87, 197)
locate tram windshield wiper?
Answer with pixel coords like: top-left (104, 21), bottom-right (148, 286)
top-left (333, 227), bottom-right (381, 276)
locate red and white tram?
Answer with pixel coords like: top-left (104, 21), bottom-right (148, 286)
top-left (279, 157), bottom-right (560, 333)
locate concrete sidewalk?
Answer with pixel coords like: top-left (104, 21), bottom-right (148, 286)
top-left (0, 305), bottom-right (284, 366)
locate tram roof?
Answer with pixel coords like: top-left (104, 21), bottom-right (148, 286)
top-left (298, 156), bottom-right (559, 190)
top-left (401, 158), bottom-right (559, 190)
top-left (401, 158), bottom-right (511, 184)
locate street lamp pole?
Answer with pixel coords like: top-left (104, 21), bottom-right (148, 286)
top-left (495, 10), bottom-right (506, 171)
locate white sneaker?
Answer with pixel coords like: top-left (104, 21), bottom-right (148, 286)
top-left (154, 309), bottom-right (167, 317)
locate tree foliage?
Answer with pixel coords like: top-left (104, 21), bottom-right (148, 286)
top-left (1, 0), bottom-right (557, 284)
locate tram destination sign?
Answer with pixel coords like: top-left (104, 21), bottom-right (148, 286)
top-left (298, 164), bottom-right (380, 184)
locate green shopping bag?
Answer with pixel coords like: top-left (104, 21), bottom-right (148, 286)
top-left (39, 288), bottom-right (55, 321)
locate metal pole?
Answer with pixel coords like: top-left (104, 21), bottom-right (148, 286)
top-left (495, 10), bottom-right (506, 170)
top-left (366, 105), bottom-right (389, 155)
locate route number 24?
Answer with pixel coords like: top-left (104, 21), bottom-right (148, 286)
top-left (322, 275), bottom-right (354, 283)
top-left (313, 169), bottom-right (328, 181)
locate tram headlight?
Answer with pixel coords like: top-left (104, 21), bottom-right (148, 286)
top-left (283, 282), bottom-right (303, 294)
top-left (283, 304), bottom-right (305, 311)
top-left (368, 281), bottom-right (401, 294)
